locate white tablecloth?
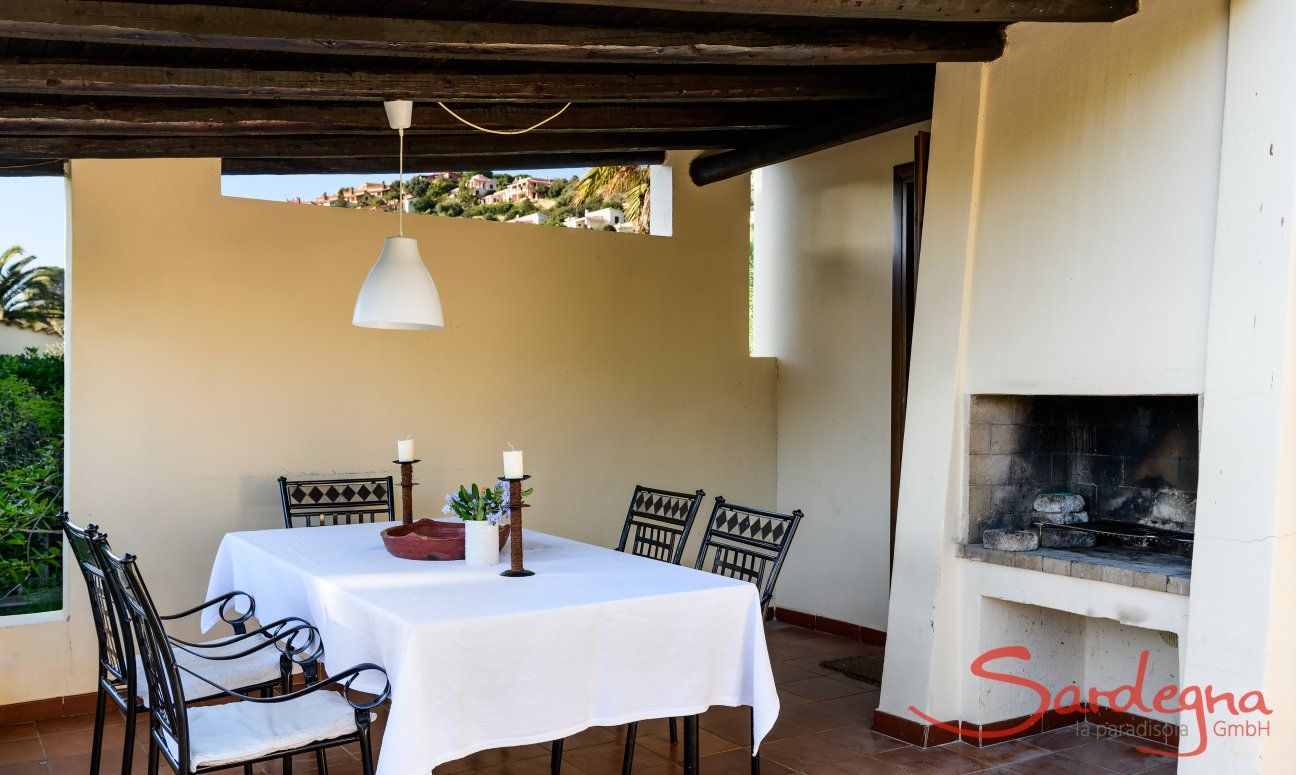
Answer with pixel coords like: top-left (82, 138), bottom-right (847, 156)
top-left (203, 522), bottom-right (779, 774)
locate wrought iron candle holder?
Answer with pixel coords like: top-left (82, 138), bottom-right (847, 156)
top-left (499, 475), bottom-right (533, 577)
top-left (393, 459), bottom-right (419, 525)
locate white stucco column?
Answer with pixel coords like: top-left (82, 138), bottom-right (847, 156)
top-left (876, 62), bottom-right (988, 729)
top-left (1181, 0), bottom-right (1296, 770)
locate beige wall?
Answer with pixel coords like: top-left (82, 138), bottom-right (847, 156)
top-left (0, 153), bottom-right (774, 705)
top-left (752, 123), bottom-right (927, 632)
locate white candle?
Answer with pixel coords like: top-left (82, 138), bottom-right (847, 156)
top-left (397, 437), bottom-right (415, 462)
top-left (503, 448), bottom-right (525, 479)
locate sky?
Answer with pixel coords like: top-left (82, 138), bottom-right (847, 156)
top-left (0, 177), bottom-right (67, 268)
top-left (221, 167), bottom-right (590, 202)
top-left (0, 167), bottom-right (588, 271)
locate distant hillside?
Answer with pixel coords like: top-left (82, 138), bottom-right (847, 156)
top-left (298, 169), bottom-right (639, 232)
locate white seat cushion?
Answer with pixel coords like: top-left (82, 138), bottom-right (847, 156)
top-left (169, 690), bottom-right (362, 769)
top-left (136, 637), bottom-right (284, 705)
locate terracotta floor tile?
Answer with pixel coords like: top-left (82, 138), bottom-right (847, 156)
top-left (0, 763), bottom-right (48, 775)
top-left (758, 732), bottom-right (863, 771)
top-left (0, 738), bottom-right (43, 768)
top-left (943, 740), bottom-right (1053, 768)
top-left (820, 691), bottom-right (881, 720)
top-left (638, 728), bottom-right (740, 761)
top-left (1056, 738), bottom-right (1174, 774)
top-left (0, 727), bottom-right (36, 745)
top-left (776, 699), bottom-right (863, 734)
top-left (703, 748), bottom-right (793, 774)
top-left (1020, 725), bottom-right (1090, 752)
top-left (561, 741), bottom-right (679, 775)
top-left (38, 727), bottom-right (104, 759)
top-left (780, 675), bottom-right (871, 702)
top-left (36, 713), bottom-right (120, 736)
top-left (1005, 751), bottom-right (1121, 774)
top-left (814, 722), bottom-right (910, 756)
top-left (820, 756), bottom-right (911, 774)
top-left (870, 744), bottom-right (988, 774)
top-left (562, 725), bottom-right (627, 751)
top-left (775, 687), bottom-right (816, 708)
top-left (778, 655), bottom-right (841, 677)
top-left (771, 662), bottom-right (819, 685)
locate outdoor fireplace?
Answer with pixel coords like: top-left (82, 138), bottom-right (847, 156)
top-left (958, 394), bottom-right (1198, 594)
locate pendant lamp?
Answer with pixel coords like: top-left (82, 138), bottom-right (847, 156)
top-left (353, 100), bottom-right (444, 330)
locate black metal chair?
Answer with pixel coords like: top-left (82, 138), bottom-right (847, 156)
top-left (616, 485), bottom-right (705, 565)
top-left (96, 535), bottom-right (390, 775)
top-left (62, 516), bottom-right (316, 775)
top-left (277, 475), bottom-right (395, 528)
top-left (620, 498), bottom-right (804, 775)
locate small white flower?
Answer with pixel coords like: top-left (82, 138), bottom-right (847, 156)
top-left (441, 504), bottom-right (453, 515)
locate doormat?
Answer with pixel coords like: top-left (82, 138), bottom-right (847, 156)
top-left (820, 653), bottom-right (884, 686)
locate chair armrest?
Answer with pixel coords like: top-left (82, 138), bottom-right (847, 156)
top-left (161, 591), bottom-right (256, 635)
top-left (177, 662), bottom-right (391, 710)
top-left (170, 619), bottom-right (324, 668)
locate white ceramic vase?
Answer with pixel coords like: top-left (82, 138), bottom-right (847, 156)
top-left (463, 520), bottom-right (500, 567)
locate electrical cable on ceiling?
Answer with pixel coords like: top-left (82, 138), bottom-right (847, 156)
top-left (436, 102), bottom-right (573, 135)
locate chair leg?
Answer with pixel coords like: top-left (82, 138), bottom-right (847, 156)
top-left (90, 685), bottom-right (107, 775)
top-left (621, 722), bottom-right (638, 775)
top-left (358, 729), bottom-right (376, 775)
top-left (122, 694), bottom-right (138, 775)
top-left (316, 749), bottom-right (329, 774)
top-left (683, 715), bottom-right (699, 775)
top-left (750, 706), bottom-right (760, 775)
top-left (148, 734), bottom-right (160, 775)
top-left (549, 738), bottom-right (564, 775)
top-left (668, 716), bottom-right (678, 744)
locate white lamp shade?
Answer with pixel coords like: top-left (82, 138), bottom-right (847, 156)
top-left (353, 236), bottom-right (444, 330)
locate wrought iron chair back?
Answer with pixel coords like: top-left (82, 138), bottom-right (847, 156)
top-left (61, 516), bottom-right (133, 693)
top-left (616, 485), bottom-right (705, 565)
top-left (278, 475), bottom-right (395, 528)
top-left (693, 497), bottom-right (804, 611)
top-left (95, 540), bottom-right (194, 773)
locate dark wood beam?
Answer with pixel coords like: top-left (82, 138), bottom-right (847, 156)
top-left (0, 158), bottom-right (63, 177)
top-left (222, 151), bottom-right (665, 175)
top-left (0, 130), bottom-right (766, 159)
top-left (0, 98), bottom-right (859, 135)
top-left (0, 61), bottom-right (931, 102)
top-left (689, 92), bottom-right (932, 185)
top-left (509, 0), bottom-right (1138, 23)
top-left (0, 1), bottom-right (1005, 67)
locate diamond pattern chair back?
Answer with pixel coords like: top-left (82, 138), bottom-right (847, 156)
top-left (616, 485), bottom-right (705, 564)
top-left (693, 498), bottom-right (804, 612)
top-left (61, 516), bottom-right (134, 696)
top-left (278, 475), bottom-right (396, 528)
top-left (96, 540), bottom-right (195, 772)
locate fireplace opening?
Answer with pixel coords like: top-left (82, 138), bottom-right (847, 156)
top-left (959, 395), bottom-right (1198, 594)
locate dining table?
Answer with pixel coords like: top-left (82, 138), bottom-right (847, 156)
top-left (202, 521), bottom-right (780, 774)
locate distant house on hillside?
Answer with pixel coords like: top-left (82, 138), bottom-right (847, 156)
top-left (0, 322), bottom-right (61, 356)
top-left (564, 207), bottom-right (628, 231)
top-left (466, 174), bottom-right (497, 197)
top-left (509, 212), bottom-right (547, 225)
top-left (483, 176), bottom-right (553, 205)
top-left (419, 171), bottom-right (462, 184)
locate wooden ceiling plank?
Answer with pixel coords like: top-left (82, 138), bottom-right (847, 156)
top-left (0, 98), bottom-right (858, 134)
top-left (0, 61), bottom-right (931, 101)
top-left (689, 91), bottom-right (933, 185)
top-left (504, 0), bottom-right (1139, 23)
top-left (0, 129), bottom-right (771, 158)
top-left (0, 0), bottom-right (1006, 66)
top-left (222, 150), bottom-right (666, 174)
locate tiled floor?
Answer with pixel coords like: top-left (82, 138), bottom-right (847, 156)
top-left (0, 622), bottom-right (1177, 774)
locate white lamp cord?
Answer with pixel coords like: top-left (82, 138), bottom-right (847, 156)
top-left (437, 102), bottom-right (571, 135)
top-left (398, 127), bottom-right (405, 237)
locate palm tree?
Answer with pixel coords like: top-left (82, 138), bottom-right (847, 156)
top-left (574, 166), bottom-right (651, 232)
top-left (0, 246), bottom-right (63, 332)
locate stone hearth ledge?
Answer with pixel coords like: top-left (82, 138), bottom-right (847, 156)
top-left (956, 543), bottom-right (1191, 596)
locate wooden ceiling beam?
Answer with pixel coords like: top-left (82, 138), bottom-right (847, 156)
top-left (0, 98), bottom-right (857, 135)
top-left (690, 92), bottom-right (932, 185)
top-left (0, 130), bottom-right (767, 160)
top-left (223, 151), bottom-right (666, 175)
top-left (0, 61), bottom-right (931, 102)
top-left (0, 0), bottom-right (1005, 67)
top-left (507, 0), bottom-right (1138, 23)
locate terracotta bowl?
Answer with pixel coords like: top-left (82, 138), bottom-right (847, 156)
top-left (381, 518), bottom-right (508, 561)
